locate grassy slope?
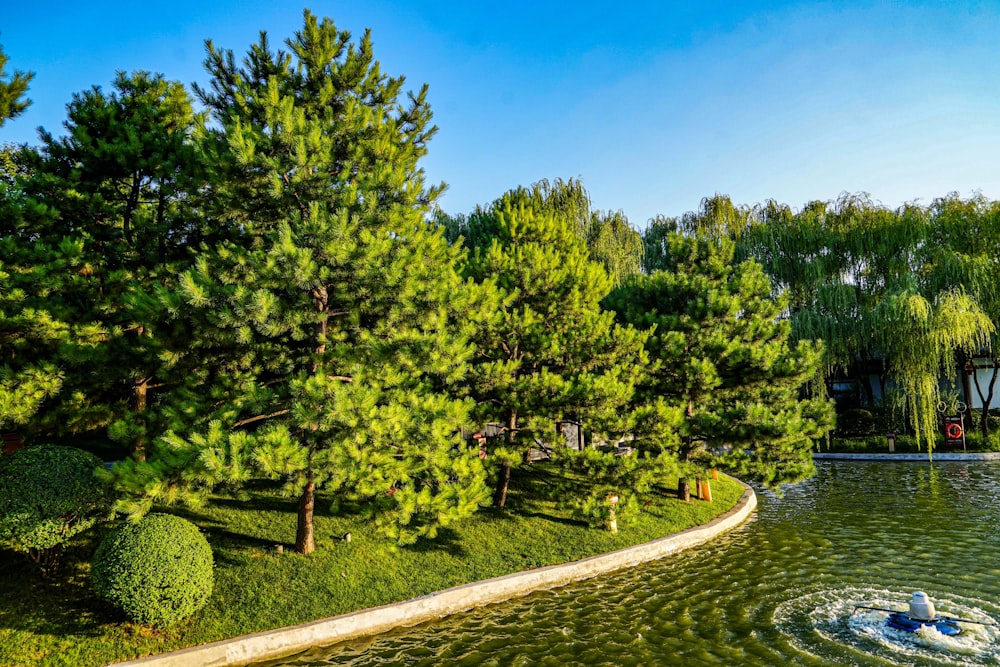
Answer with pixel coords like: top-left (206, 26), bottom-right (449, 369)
top-left (0, 467), bottom-right (745, 667)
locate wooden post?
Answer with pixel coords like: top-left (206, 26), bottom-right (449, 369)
top-left (607, 494), bottom-right (619, 533)
top-left (702, 479), bottom-right (712, 503)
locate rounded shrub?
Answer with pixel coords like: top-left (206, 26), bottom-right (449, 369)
top-left (92, 513), bottom-right (214, 626)
top-left (0, 445), bottom-right (113, 565)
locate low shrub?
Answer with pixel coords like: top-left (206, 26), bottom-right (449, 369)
top-left (92, 513), bottom-right (214, 626)
top-left (0, 445), bottom-right (113, 569)
top-left (835, 408), bottom-right (877, 437)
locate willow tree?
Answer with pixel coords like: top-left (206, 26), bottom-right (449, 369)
top-left (920, 193), bottom-right (1000, 436)
top-left (734, 192), bottom-right (995, 448)
top-left (110, 11), bottom-right (490, 552)
top-left (874, 289), bottom-right (993, 450)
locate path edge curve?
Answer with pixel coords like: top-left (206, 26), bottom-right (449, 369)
top-left (113, 479), bottom-right (757, 667)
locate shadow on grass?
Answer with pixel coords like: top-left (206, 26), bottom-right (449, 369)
top-left (0, 547), bottom-right (118, 639)
top-left (199, 526), bottom-right (291, 563)
top-left (208, 494), bottom-right (299, 515)
top-left (519, 511), bottom-right (589, 528)
top-left (404, 527), bottom-right (467, 557)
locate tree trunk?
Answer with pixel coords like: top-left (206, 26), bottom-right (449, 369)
top-left (957, 349), bottom-right (973, 409)
top-left (677, 477), bottom-right (690, 502)
top-left (974, 360), bottom-right (999, 437)
top-left (296, 477), bottom-right (316, 554)
top-left (493, 409), bottom-right (517, 508)
top-left (493, 461), bottom-right (511, 508)
top-left (123, 173), bottom-right (141, 243)
top-left (133, 377), bottom-right (148, 461)
top-left (858, 356), bottom-right (876, 407)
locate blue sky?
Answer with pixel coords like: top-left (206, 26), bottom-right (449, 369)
top-left (2, 1), bottom-right (998, 227)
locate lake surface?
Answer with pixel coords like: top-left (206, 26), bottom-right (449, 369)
top-left (271, 461), bottom-right (1000, 666)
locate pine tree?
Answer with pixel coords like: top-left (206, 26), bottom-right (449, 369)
top-left (0, 43), bottom-right (32, 126)
top-left (113, 11), bottom-right (490, 552)
top-left (13, 72), bottom-right (200, 449)
top-left (454, 184), bottom-right (648, 508)
top-left (605, 232), bottom-right (834, 494)
top-left (0, 145), bottom-right (107, 432)
top-left (440, 178), bottom-right (643, 285)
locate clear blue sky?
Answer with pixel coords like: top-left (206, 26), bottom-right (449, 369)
top-left (2, 1), bottom-right (998, 227)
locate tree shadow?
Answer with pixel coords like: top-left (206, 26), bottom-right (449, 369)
top-left (198, 526), bottom-right (291, 563)
top-left (403, 527), bottom-right (467, 557)
top-left (206, 494), bottom-right (298, 515)
top-left (519, 511), bottom-right (589, 528)
top-left (0, 546), bottom-right (119, 639)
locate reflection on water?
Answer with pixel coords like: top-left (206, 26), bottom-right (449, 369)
top-left (269, 462), bottom-right (1000, 666)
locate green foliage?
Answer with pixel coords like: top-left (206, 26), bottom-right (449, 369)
top-left (454, 183), bottom-right (648, 506)
top-left (607, 232), bottom-right (834, 488)
top-left (726, 192), bottom-right (1000, 454)
top-left (836, 408), bottom-right (877, 437)
top-left (1, 472), bottom-right (744, 665)
top-left (92, 513), bottom-right (214, 626)
top-left (2, 70), bottom-right (201, 446)
top-left (0, 43), bottom-right (33, 126)
top-left (441, 178), bottom-right (644, 284)
top-left (118, 10), bottom-right (490, 552)
top-left (873, 289), bottom-right (992, 450)
top-left (550, 447), bottom-right (677, 527)
top-left (0, 445), bottom-right (112, 567)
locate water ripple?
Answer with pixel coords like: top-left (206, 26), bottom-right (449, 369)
top-left (272, 462), bottom-right (1000, 666)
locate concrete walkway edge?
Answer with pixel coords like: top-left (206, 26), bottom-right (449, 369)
top-left (814, 452), bottom-right (1000, 461)
top-left (114, 481), bottom-right (757, 667)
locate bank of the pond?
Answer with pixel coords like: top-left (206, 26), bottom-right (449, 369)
top-left (113, 481), bottom-right (756, 667)
top-left (814, 452), bottom-right (1000, 461)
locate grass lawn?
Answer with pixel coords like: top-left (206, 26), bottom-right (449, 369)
top-left (0, 465), bottom-right (745, 667)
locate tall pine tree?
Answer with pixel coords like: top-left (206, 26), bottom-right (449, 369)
top-left (13, 71), bottom-right (200, 450)
top-left (113, 11), bottom-right (489, 551)
top-left (606, 232), bottom-right (834, 494)
top-left (452, 184), bottom-right (647, 508)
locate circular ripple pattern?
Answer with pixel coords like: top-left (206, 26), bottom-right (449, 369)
top-left (775, 587), bottom-right (1000, 666)
top-left (270, 462), bottom-right (1000, 666)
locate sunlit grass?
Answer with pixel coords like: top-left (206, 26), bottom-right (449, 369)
top-left (0, 466), bottom-right (744, 667)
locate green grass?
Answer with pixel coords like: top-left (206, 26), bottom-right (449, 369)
top-left (823, 432), bottom-right (1000, 453)
top-left (0, 466), bottom-right (745, 667)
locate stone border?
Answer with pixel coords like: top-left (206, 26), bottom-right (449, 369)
top-left (113, 481), bottom-right (757, 667)
top-left (814, 452), bottom-right (1000, 461)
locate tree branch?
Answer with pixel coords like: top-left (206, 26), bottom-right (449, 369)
top-left (233, 409), bottom-right (290, 429)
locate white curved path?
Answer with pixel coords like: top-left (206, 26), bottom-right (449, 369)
top-left (114, 482), bottom-right (757, 667)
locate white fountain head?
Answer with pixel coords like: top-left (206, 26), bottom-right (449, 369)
top-left (909, 591), bottom-right (936, 621)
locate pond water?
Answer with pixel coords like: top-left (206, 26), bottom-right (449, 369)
top-left (271, 462), bottom-right (1000, 666)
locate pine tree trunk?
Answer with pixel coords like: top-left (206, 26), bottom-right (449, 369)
top-left (677, 477), bottom-right (690, 502)
top-left (133, 377), bottom-right (148, 461)
top-left (493, 461), bottom-right (511, 508)
top-left (296, 477), bottom-right (316, 554)
top-left (493, 409), bottom-right (517, 508)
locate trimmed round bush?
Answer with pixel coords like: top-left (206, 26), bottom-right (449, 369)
top-left (92, 513), bottom-right (214, 626)
top-left (0, 445), bottom-right (112, 563)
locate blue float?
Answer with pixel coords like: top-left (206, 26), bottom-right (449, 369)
top-left (886, 611), bottom-right (962, 636)
top-left (854, 591), bottom-right (997, 637)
